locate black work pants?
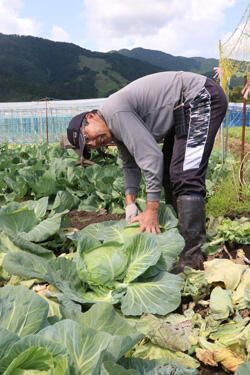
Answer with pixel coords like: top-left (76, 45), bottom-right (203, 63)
top-left (163, 78), bottom-right (228, 198)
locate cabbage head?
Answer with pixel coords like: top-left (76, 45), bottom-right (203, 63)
top-left (77, 241), bottom-right (128, 287)
top-left (75, 215), bottom-right (184, 316)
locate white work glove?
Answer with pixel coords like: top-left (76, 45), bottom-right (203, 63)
top-left (125, 203), bottom-right (140, 222)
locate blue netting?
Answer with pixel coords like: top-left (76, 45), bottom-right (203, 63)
top-left (0, 99), bottom-right (249, 144)
top-left (223, 103), bottom-right (250, 128)
top-left (0, 98), bottom-right (106, 144)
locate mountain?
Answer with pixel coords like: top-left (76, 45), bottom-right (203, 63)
top-left (0, 33), bottom-right (163, 102)
top-left (0, 34), bottom-right (223, 103)
top-left (117, 47), bottom-right (218, 77)
top-left (116, 48), bottom-right (248, 88)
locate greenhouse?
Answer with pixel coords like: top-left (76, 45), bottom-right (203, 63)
top-left (0, 99), bottom-right (249, 144)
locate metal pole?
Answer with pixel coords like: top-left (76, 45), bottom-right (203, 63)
top-left (239, 75), bottom-right (247, 196)
top-left (218, 40), bottom-right (225, 163)
top-left (221, 115), bottom-right (224, 163)
top-left (225, 77), bottom-right (230, 159)
top-left (46, 99), bottom-right (49, 143)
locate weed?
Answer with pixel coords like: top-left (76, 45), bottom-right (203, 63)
top-left (206, 157), bottom-right (250, 217)
top-left (228, 127), bottom-right (250, 143)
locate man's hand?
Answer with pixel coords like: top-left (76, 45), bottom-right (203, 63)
top-left (129, 201), bottom-right (161, 234)
top-left (125, 203), bottom-right (140, 222)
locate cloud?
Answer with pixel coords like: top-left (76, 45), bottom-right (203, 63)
top-left (51, 25), bottom-right (70, 42)
top-left (0, 0), bottom-right (41, 35)
top-left (84, 0), bottom-right (236, 57)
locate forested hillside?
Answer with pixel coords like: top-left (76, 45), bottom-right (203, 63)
top-left (0, 34), bottom-right (230, 103)
top-left (0, 33), bottom-right (162, 102)
top-left (117, 47), bottom-right (218, 77)
top-left (117, 47), bottom-right (246, 89)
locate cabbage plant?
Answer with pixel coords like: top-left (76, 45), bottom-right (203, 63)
top-left (2, 201), bottom-right (185, 316)
top-left (75, 205), bottom-right (185, 316)
top-left (0, 197), bottom-right (67, 244)
top-left (78, 242), bottom-right (128, 287)
top-left (0, 285), bottom-right (198, 375)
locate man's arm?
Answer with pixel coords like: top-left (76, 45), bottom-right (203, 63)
top-left (111, 113), bottom-right (162, 233)
top-left (110, 111), bottom-right (163, 203)
top-left (115, 139), bottom-right (142, 197)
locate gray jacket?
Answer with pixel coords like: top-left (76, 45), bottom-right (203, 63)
top-left (100, 71), bottom-right (206, 201)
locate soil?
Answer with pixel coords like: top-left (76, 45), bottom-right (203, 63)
top-left (67, 209), bottom-right (125, 230)
top-left (199, 366), bottom-right (229, 375)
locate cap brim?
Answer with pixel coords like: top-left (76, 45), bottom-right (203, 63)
top-left (67, 111), bottom-right (88, 155)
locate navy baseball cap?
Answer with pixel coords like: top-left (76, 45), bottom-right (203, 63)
top-left (67, 112), bottom-right (88, 156)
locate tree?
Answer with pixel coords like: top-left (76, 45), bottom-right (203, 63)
top-left (229, 85), bottom-right (250, 104)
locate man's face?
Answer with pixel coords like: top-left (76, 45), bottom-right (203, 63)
top-left (81, 113), bottom-right (112, 149)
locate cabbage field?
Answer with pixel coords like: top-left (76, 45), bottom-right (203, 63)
top-left (0, 142), bottom-right (249, 375)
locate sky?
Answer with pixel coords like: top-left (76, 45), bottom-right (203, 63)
top-left (0, 0), bottom-right (249, 59)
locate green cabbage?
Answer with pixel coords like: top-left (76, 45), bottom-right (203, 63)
top-left (78, 242), bottom-right (128, 287)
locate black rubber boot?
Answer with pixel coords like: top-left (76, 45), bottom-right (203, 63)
top-left (172, 195), bottom-right (206, 274)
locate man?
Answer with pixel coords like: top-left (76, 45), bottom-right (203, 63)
top-left (60, 133), bottom-right (115, 166)
top-left (67, 71), bottom-right (227, 272)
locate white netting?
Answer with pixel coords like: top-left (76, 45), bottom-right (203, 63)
top-left (0, 98), bottom-right (106, 144)
top-left (219, 5), bottom-right (250, 93)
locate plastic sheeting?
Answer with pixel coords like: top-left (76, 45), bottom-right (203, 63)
top-left (0, 99), bottom-right (248, 144)
top-left (0, 98), bottom-right (105, 144)
top-left (223, 102), bottom-right (250, 128)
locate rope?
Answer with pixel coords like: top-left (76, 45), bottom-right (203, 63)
top-left (239, 150), bottom-right (250, 187)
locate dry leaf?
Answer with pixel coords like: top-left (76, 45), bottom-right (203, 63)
top-left (196, 348), bottom-right (218, 366)
top-left (214, 348), bottom-right (244, 372)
